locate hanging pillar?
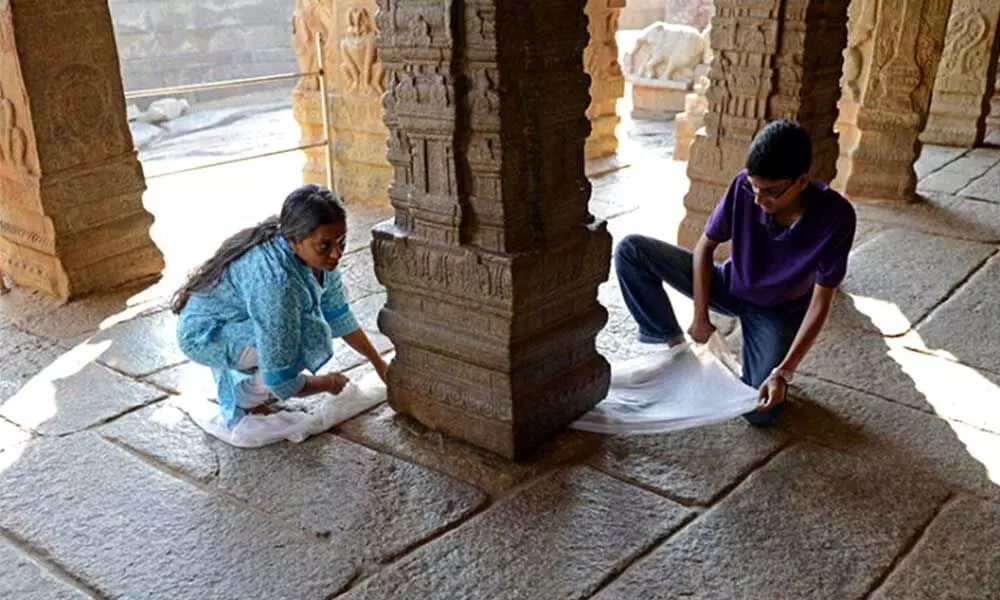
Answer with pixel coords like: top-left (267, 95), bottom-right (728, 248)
top-left (920, 1), bottom-right (1000, 148)
top-left (371, 0), bottom-right (612, 459)
top-left (679, 0), bottom-right (850, 250)
top-left (0, 0), bottom-right (164, 299)
top-left (833, 0), bottom-right (955, 204)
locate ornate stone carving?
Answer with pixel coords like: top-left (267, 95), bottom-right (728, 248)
top-left (921, 1), bottom-right (1000, 147)
top-left (673, 75), bottom-right (710, 161)
top-left (680, 0), bottom-right (849, 251)
top-left (0, 0), bottom-right (163, 299)
top-left (340, 7), bottom-right (384, 94)
top-left (583, 0), bottom-right (626, 161)
top-left (834, 0), bottom-right (954, 204)
top-left (624, 22), bottom-right (713, 119)
top-left (372, 0), bottom-right (612, 459)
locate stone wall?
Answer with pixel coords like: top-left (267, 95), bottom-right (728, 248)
top-left (108, 0), bottom-right (298, 100)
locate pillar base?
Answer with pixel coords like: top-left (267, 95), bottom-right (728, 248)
top-left (373, 221), bottom-right (612, 460)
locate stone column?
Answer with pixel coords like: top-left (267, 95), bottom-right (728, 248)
top-left (920, 1), bottom-right (1000, 147)
top-left (584, 0), bottom-right (626, 162)
top-left (679, 0), bottom-right (850, 250)
top-left (292, 0), bottom-right (392, 203)
top-left (833, 0), bottom-right (955, 204)
top-left (0, 0), bottom-right (164, 299)
top-left (372, 0), bottom-right (612, 459)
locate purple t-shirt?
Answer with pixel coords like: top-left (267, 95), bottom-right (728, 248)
top-left (704, 170), bottom-right (856, 307)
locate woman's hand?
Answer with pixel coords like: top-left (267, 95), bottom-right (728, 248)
top-left (373, 358), bottom-right (389, 384)
top-left (321, 373), bottom-right (349, 395)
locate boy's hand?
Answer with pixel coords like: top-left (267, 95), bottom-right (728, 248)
top-left (687, 318), bottom-right (716, 344)
top-left (757, 375), bottom-right (787, 411)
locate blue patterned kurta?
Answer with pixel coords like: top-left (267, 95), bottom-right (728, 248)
top-left (176, 236), bottom-right (359, 425)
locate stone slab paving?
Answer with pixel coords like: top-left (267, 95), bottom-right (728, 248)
top-left (0, 434), bottom-right (359, 599)
top-left (594, 443), bottom-right (950, 600)
top-left (338, 403), bottom-right (601, 496)
top-left (100, 402), bottom-right (487, 564)
top-left (871, 495), bottom-right (1000, 600)
top-left (0, 287), bottom-right (61, 329)
top-left (958, 159), bottom-right (1000, 203)
top-left (13, 287), bottom-right (166, 349)
top-left (838, 229), bottom-right (994, 334)
top-left (144, 361), bottom-right (213, 395)
top-left (0, 327), bottom-right (63, 403)
top-left (783, 377), bottom-right (1000, 500)
top-left (917, 148), bottom-right (1000, 194)
top-left (345, 204), bottom-right (394, 255)
top-left (89, 310), bottom-right (188, 378)
top-left (588, 422), bottom-right (788, 505)
top-left (0, 359), bottom-right (165, 436)
top-left (0, 536), bottom-right (91, 600)
top-left (338, 467), bottom-right (691, 600)
top-left (0, 417), bottom-right (31, 453)
top-left (916, 253), bottom-right (1000, 374)
top-left (340, 249), bottom-right (384, 299)
top-left (914, 144), bottom-right (965, 180)
top-left (857, 193), bottom-right (1000, 244)
top-left (801, 332), bottom-right (1000, 434)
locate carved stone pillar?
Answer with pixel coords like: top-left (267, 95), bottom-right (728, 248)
top-left (292, 0), bottom-right (392, 203)
top-left (0, 0), bottom-right (164, 299)
top-left (584, 0), bottom-right (626, 161)
top-left (920, 1), bottom-right (1000, 147)
top-left (679, 0), bottom-right (850, 250)
top-left (833, 0), bottom-right (955, 204)
top-left (372, 0), bottom-right (612, 459)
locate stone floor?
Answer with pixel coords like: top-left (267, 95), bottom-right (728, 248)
top-left (3, 115), bottom-right (1000, 598)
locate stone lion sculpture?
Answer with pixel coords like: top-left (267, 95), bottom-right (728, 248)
top-left (624, 23), bottom-right (712, 84)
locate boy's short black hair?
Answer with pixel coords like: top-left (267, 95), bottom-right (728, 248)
top-left (745, 119), bottom-right (812, 180)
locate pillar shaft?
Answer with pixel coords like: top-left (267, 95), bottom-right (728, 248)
top-left (680, 0), bottom-right (849, 250)
top-left (0, 0), bottom-right (163, 299)
top-left (920, 0), bottom-right (1000, 148)
top-left (372, 0), bottom-right (611, 459)
top-left (833, 0), bottom-right (955, 203)
top-left (584, 0), bottom-right (626, 161)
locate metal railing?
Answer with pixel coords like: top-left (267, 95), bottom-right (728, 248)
top-left (126, 33), bottom-right (333, 190)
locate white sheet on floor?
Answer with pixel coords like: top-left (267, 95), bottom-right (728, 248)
top-left (178, 370), bottom-right (387, 448)
top-left (571, 334), bottom-right (758, 434)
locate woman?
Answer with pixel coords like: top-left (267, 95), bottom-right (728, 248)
top-left (173, 184), bottom-right (388, 426)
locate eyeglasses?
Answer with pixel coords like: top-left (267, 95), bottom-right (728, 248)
top-left (741, 180), bottom-right (796, 202)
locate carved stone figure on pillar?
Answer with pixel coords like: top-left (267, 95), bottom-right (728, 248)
top-left (340, 7), bottom-right (384, 94)
top-left (673, 75), bottom-right (710, 161)
top-left (623, 22), bottom-right (713, 119)
top-left (583, 0), bottom-right (627, 162)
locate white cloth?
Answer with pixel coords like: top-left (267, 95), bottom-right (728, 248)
top-left (179, 370), bottom-right (386, 448)
top-left (571, 333), bottom-right (758, 434)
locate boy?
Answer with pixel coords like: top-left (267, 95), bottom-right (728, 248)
top-left (614, 120), bottom-right (856, 424)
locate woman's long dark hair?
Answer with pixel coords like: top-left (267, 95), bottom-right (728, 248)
top-left (171, 184), bottom-right (346, 313)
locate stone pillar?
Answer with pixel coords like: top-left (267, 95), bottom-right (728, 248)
top-left (988, 64), bottom-right (1000, 131)
top-left (833, 0), bottom-right (955, 204)
top-left (920, 1), bottom-right (1000, 147)
top-left (0, 0), bottom-right (164, 299)
top-left (679, 0), bottom-right (850, 250)
top-left (292, 0), bottom-right (392, 203)
top-left (584, 0), bottom-right (626, 161)
top-left (673, 76), bottom-right (710, 161)
top-left (372, 0), bottom-right (612, 459)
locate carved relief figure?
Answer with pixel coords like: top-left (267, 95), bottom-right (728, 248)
top-left (292, 0), bottom-right (328, 91)
top-left (407, 13), bottom-right (432, 46)
top-left (842, 0), bottom-right (878, 103)
top-left (0, 87), bottom-right (30, 173)
top-left (430, 68), bottom-right (450, 106)
top-left (396, 66), bottom-right (418, 103)
top-left (623, 22), bottom-right (712, 84)
top-left (340, 7), bottom-right (384, 94)
top-left (472, 68), bottom-right (499, 113)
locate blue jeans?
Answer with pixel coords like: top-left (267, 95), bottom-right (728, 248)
top-left (614, 234), bottom-right (809, 425)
